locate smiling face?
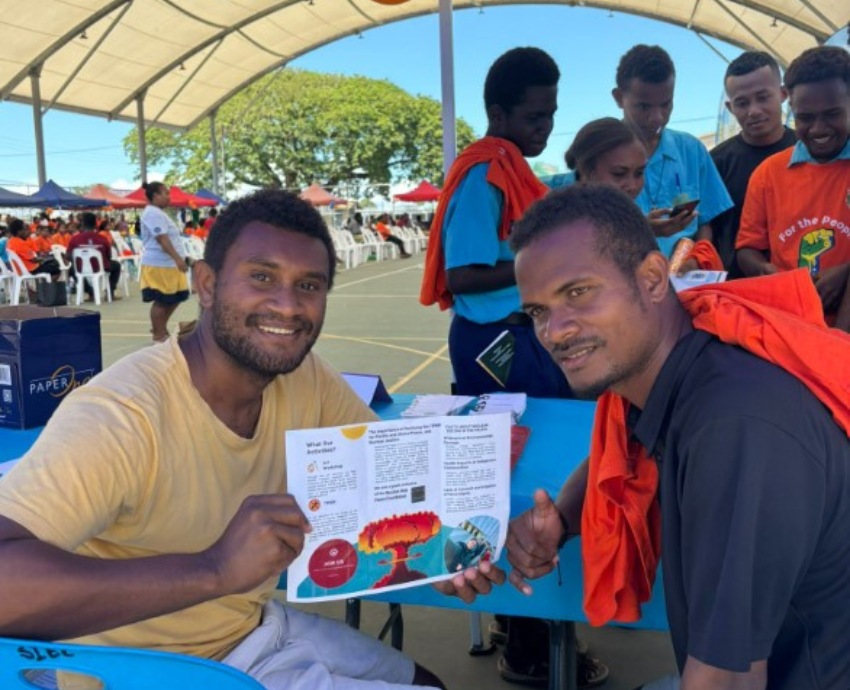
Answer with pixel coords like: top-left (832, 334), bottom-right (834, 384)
top-left (207, 221), bottom-right (330, 379)
top-left (725, 65), bottom-right (787, 145)
top-left (488, 85), bottom-right (558, 158)
top-left (614, 77), bottom-right (675, 147)
top-left (516, 219), bottom-right (668, 401)
top-left (583, 140), bottom-right (648, 200)
top-left (790, 77), bottom-right (850, 163)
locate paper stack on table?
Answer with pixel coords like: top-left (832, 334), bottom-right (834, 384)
top-left (402, 392), bottom-right (527, 425)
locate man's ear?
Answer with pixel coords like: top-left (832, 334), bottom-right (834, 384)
top-left (612, 87), bottom-right (624, 109)
top-left (724, 99), bottom-right (733, 115)
top-left (779, 85), bottom-right (788, 104)
top-left (193, 260), bottom-right (216, 310)
top-left (486, 103), bottom-right (506, 130)
top-left (636, 251), bottom-right (671, 304)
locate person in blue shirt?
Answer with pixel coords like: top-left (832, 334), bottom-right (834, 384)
top-left (613, 45), bottom-right (733, 256)
top-left (423, 47), bottom-right (609, 690)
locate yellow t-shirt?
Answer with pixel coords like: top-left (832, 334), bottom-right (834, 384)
top-left (0, 338), bottom-right (376, 660)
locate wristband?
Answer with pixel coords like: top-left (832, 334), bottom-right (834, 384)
top-left (557, 510), bottom-right (571, 550)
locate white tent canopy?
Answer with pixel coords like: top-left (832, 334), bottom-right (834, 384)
top-left (1, 0), bottom-right (846, 132)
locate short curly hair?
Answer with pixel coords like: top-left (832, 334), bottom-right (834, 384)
top-left (484, 47), bottom-right (560, 113)
top-left (785, 46), bottom-right (850, 93)
top-left (725, 51), bottom-right (780, 82)
top-left (204, 188), bottom-right (337, 289)
top-left (510, 184), bottom-right (658, 285)
top-left (616, 45), bottom-right (675, 90)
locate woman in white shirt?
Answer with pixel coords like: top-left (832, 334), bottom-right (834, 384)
top-left (140, 182), bottom-right (189, 342)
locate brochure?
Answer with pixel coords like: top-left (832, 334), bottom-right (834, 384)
top-left (285, 413), bottom-right (512, 602)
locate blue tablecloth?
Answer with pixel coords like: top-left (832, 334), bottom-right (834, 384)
top-left (0, 394), bottom-right (668, 629)
top-left (370, 394), bottom-right (668, 631)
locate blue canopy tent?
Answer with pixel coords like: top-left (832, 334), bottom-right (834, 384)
top-left (28, 180), bottom-right (107, 209)
top-left (0, 186), bottom-right (43, 207)
top-left (194, 189), bottom-right (227, 206)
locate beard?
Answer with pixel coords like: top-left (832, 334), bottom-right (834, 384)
top-left (553, 337), bottom-right (654, 401)
top-left (211, 300), bottom-right (322, 379)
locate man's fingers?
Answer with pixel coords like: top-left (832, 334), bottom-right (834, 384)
top-left (508, 568), bottom-right (534, 596)
top-left (532, 488), bottom-right (555, 520)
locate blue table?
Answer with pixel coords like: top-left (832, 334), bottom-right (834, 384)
top-left (0, 396), bottom-right (669, 690)
top-left (369, 395), bottom-right (668, 690)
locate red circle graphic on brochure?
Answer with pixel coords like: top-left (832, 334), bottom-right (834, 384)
top-left (308, 539), bottom-right (358, 589)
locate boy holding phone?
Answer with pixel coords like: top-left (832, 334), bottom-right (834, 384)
top-left (613, 45), bottom-right (732, 256)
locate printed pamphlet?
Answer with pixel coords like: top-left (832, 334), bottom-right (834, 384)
top-left (285, 414), bottom-right (511, 602)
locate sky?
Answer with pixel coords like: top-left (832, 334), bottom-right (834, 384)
top-left (0, 4), bottom-right (747, 193)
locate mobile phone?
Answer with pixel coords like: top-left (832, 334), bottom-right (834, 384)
top-left (670, 199), bottom-right (699, 217)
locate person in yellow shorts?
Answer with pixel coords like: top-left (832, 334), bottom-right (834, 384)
top-left (140, 181), bottom-right (189, 342)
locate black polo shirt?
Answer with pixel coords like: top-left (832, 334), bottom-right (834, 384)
top-left (628, 330), bottom-right (849, 689)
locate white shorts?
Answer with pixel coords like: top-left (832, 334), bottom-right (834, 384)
top-left (222, 601), bottom-right (433, 690)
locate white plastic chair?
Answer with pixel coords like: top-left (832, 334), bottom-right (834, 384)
top-left (392, 225), bottom-right (417, 255)
top-left (73, 246), bottom-right (112, 305)
top-left (111, 245), bottom-right (131, 297)
top-left (5, 250), bottom-right (52, 306)
top-left (363, 228), bottom-right (398, 261)
top-left (0, 260), bottom-right (15, 304)
top-left (331, 230), bottom-right (363, 270)
top-left (51, 244), bottom-right (71, 283)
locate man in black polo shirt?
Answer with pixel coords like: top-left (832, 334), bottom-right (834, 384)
top-left (500, 185), bottom-right (849, 690)
top-left (710, 52), bottom-right (796, 278)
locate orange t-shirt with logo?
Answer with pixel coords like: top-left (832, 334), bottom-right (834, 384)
top-left (52, 232), bottom-right (70, 249)
top-left (737, 147), bottom-right (850, 276)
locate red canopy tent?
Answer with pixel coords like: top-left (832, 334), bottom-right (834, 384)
top-left (84, 184), bottom-right (144, 209)
top-left (393, 180), bottom-right (441, 203)
top-left (300, 183), bottom-right (346, 207)
top-left (125, 185), bottom-right (217, 208)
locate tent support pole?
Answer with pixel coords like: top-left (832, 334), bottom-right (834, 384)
top-left (210, 109), bottom-right (220, 195)
top-left (30, 66), bottom-right (47, 188)
top-left (136, 94), bottom-right (148, 185)
top-left (439, 0), bottom-right (456, 177)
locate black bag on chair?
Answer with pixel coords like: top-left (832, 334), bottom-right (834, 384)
top-left (36, 281), bottom-right (68, 307)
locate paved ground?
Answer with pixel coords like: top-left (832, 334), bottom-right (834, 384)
top-left (80, 252), bottom-right (678, 690)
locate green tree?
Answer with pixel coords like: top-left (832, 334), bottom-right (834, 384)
top-left (123, 69), bottom-right (477, 194)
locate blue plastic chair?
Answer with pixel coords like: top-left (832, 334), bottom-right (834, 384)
top-left (0, 636), bottom-right (264, 689)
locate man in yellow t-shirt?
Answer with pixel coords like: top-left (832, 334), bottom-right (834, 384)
top-left (0, 189), bottom-right (449, 690)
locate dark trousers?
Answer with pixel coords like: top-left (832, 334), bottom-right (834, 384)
top-left (448, 314), bottom-right (572, 399)
top-left (449, 313), bottom-right (570, 668)
top-left (385, 235), bottom-right (407, 254)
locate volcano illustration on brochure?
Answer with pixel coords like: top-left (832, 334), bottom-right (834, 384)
top-left (284, 414), bottom-right (511, 602)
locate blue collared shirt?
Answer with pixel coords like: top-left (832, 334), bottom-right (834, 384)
top-left (788, 137), bottom-right (850, 165)
top-left (442, 164), bottom-right (519, 324)
top-left (635, 128), bottom-right (734, 256)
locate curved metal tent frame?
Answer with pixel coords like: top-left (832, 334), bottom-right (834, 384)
top-left (0, 0), bottom-right (846, 186)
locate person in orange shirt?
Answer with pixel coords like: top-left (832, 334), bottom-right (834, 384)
top-left (28, 221), bottom-right (53, 255)
top-left (51, 220), bottom-right (72, 249)
top-left (374, 214), bottom-right (411, 258)
top-left (737, 47), bottom-right (850, 331)
top-left (6, 218), bottom-right (61, 279)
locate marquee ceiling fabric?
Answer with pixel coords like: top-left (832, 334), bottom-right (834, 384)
top-left (0, 1), bottom-right (846, 132)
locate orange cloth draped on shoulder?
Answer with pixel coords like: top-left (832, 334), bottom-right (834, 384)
top-left (684, 239), bottom-right (724, 271)
top-left (419, 137), bottom-right (549, 310)
top-left (581, 269), bottom-right (850, 627)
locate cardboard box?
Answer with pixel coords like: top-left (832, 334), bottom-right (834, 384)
top-left (0, 306), bottom-right (102, 429)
